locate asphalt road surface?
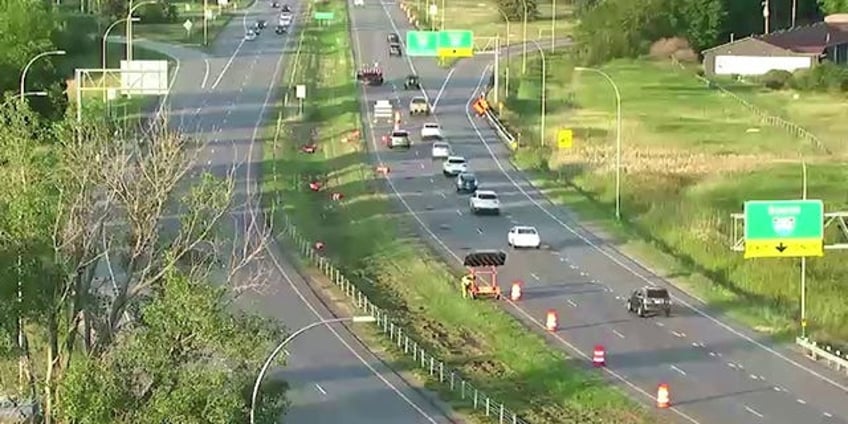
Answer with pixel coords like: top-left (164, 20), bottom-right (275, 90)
top-left (350, 1), bottom-right (848, 423)
top-left (131, 2), bottom-right (455, 423)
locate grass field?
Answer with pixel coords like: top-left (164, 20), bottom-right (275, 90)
top-left (134, 0), bottom-right (253, 47)
top-left (497, 56), bottom-right (848, 345)
top-left (402, 0), bottom-right (575, 45)
top-left (260, 3), bottom-right (664, 423)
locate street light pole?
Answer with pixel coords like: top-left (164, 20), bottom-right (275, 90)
top-left (574, 67), bottom-right (622, 220)
top-left (521, 0), bottom-right (528, 74)
top-left (103, 17), bottom-right (139, 69)
top-left (20, 50), bottom-right (66, 100)
top-left (127, 0), bottom-right (157, 61)
top-left (527, 40), bottom-right (546, 147)
top-left (494, 7), bottom-right (511, 104)
top-left (1, 92), bottom-right (48, 109)
top-left (550, 0), bottom-right (555, 52)
top-left (249, 316), bottom-right (376, 424)
top-left (800, 159), bottom-right (808, 339)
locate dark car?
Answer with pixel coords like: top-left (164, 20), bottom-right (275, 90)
top-left (257, 19), bottom-right (267, 29)
top-left (387, 33), bottom-right (400, 44)
top-left (271, 1), bottom-right (279, 7)
top-left (275, 24), bottom-right (287, 34)
top-left (281, 4), bottom-right (291, 11)
top-left (389, 43), bottom-right (402, 56)
top-left (404, 74), bottom-right (420, 90)
top-left (455, 172), bottom-right (478, 193)
top-left (626, 287), bottom-right (671, 317)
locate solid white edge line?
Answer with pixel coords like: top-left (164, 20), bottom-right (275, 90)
top-left (211, 8), bottom-right (251, 90)
top-left (202, 57), bottom-right (211, 88)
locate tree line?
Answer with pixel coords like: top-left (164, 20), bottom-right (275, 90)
top-left (574, 0), bottom-right (846, 65)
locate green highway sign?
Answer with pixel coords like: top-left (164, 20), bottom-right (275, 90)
top-left (406, 31), bottom-right (439, 56)
top-left (743, 199), bottom-right (824, 258)
top-left (437, 30), bottom-right (473, 57)
top-left (314, 11), bottom-right (334, 20)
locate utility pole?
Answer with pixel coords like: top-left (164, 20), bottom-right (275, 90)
top-left (203, 0), bottom-right (209, 46)
top-left (762, 0), bottom-right (770, 34)
top-left (791, 0), bottom-right (797, 28)
top-left (494, 35), bottom-right (500, 105)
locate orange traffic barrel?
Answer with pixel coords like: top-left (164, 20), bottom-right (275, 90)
top-left (592, 345), bottom-right (606, 367)
top-left (510, 281), bottom-right (522, 301)
top-left (545, 309), bottom-right (558, 332)
top-left (656, 383), bottom-right (670, 408)
top-left (309, 181), bottom-right (322, 191)
top-left (314, 241), bottom-right (325, 251)
top-left (331, 192), bottom-right (344, 201)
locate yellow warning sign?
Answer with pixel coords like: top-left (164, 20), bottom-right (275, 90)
top-left (436, 47), bottom-right (473, 58)
top-left (743, 238), bottom-right (824, 259)
top-left (557, 129), bottom-right (573, 149)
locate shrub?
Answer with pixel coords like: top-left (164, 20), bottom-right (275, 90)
top-left (495, 0), bottom-right (538, 21)
top-left (761, 69), bottom-right (792, 90)
top-left (788, 61), bottom-right (848, 92)
top-left (648, 37), bottom-right (697, 62)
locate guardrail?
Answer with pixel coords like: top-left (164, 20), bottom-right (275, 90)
top-left (796, 337), bottom-right (848, 374)
top-left (268, 207), bottom-right (529, 424)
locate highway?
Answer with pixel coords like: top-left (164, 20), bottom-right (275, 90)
top-left (134, 1), bottom-right (456, 422)
top-left (350, 0), bottom-right (848, 423)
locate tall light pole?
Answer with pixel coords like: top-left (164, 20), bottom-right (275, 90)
top-left (104, 17), bottom-right (140, 69)
top-left (127, 0), bottom-right (157, 61)
top-left (800, 159), bottom-right (808, 339)
top-left (440, 0), bottom-right (445, 30)
top-left (1, 92), bottom-right (47, 109)
top-left (550, 0), bottom-right (555, 52)
top-left (20, 50), bottom-right (66, 100)
top-left (527, 40), bottom-right (546, 148)
top-left (762, 0), bottom-right (770, 34)
top-left (521, 0), bottom-right (528, 74)
top-left (575, 66), bottom-right (622, 220)
top-left (493, 7), bottom-right (511, 103)
top-left (249, 316), bottom-right (377, 424)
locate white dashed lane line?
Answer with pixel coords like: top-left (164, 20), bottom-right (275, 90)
top-left (566, 299), bottom-right (577, 308)
top-left (315, 384), bottom-right (327, 395)
top-left (612, 329), bottom-right (625, 339)
top-left (455, 210), bottom-right (462, 216)
top-left (670, 364), bottom-right (687, 376)
top-left (475, 228), bottom-right (483, 235)
top-left (530, 273), bottom-right (540, 281)
top-left (745, 405), bottom-right (764, 418)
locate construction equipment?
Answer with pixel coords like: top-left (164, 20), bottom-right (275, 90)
top-left (356, 66), bottom-right (384, 86)
top-left (461, 250), bottom-right (506, 300)
top-left (372, 99), bottom-right (394, 124)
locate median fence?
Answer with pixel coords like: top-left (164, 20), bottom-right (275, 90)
top-left (267, 207), bottom-right (529, 424)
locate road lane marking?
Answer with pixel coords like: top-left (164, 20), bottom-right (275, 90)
top-left (315, 384), bottom-right (327, 395)
top-left (797, 398), bottom-right (807, 405)
top-left (691, 342), bottom-right (705, 348)
top-left (431, 67), bottom-right (455, 113)
top-left (670, 330), bottom-right (685, 338)
top-left (201, 57), bottom-right (210, 88)
top-left (566, 299), bottom-right (577, 307)
top-left (530, 273), bottom-right (540, 280)
top-left (456, 210), bottom-right (462, 216)
top-left (670, 365), bottom-right (687, 376)
top-left (655, 322), bottom-right (665, 327)
top-left (744, 406), bottom-right (764, 418)
top-left (211, 10), bottom-right (249, 90)
top-left (439, 192), bottom-right (446, 198)
top-left (612, 329), bottom-right (625, 339)
top-left (824, 412), bottom-right (833, 418)
top-left (727, 362), bottom-right (737, 369)
top-left (476, 228), bottom-right (483, 235)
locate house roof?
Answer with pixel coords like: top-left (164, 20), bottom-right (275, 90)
top-left (758, 21), bottom-right (848, 54)
top-left (703, 21), bottom-right (848, 56)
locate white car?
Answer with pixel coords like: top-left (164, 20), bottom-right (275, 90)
top-left (507, 226), bottom-right (541, 249)
top-left (388, 129), bottom-right (411, 148)
top-left (469, 190), bottom-right (500, 215)
top-left (279, 13), bottom-right (293, 26)
top-left (245, 30), bottom-right (257, 41)
top-left (442, 155), bottom-right (467, 176)
top-left (354, 0), bottom-right (364, 5)
top-left (420, 122), bottom-right (442, 140)
top-left (431, 141), bottom-right (451, 159)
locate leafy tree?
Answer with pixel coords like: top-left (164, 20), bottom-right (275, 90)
top-left (818, 0), bottom-right (848, 14)
top-left (497, 0), bottom-right (538, 22)
top-left (0, 0), bottom-right (61, 96)
top-left (669, 0), bottom-right (726, 52)
top-left (58, 267), bottom-right (288, 423)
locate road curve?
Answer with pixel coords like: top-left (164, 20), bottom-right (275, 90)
top-left (351, 1), bottom-right (848, 423)
top-left (146, 1), bottom-right (456, 422)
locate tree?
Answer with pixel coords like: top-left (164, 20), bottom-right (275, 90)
top-left (496, 0), bottom-right (538, 22)
top-left (58, 267), bottom-right (288, 423)
top-left (0, 101), bottom-right (282, 422)
top-left (818, 0), bottom-right (848, 13)
top-left (669, 0), bottom-right (726, 52)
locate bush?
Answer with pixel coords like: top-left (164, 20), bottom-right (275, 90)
top-left (788, 61), bottom-right (848, 92)
top-left (495, 0), bottom-right (538, 21)
top-left (761, 69), bottom-right (792, 90)
top-left (648, 37), bottom-right (697, 62)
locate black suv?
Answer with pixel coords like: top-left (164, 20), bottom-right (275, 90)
top-left (456, 172), bottom-right (478, 193)
top-left (387, 33), bottom-right (400, 44)
top-left (626, 287), bottom-right (671, 317)
top-left (404, 74), bottom-right (420, 90)
top-left (389, 43), bottom-right (402, 56)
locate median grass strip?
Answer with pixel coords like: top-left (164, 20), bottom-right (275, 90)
top-left (261, 4), bottom-right (666, 424)
top-left (497, 56), bottom-right (848, 345)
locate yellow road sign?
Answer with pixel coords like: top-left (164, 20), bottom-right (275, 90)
top-left (437, 47), bottom-right (473, 58)
top-left (557, 129), bottom-right (573, 149)
top-left (744, 238), bottom-right (824, 259)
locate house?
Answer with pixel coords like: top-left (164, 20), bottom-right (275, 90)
top-left (702, 14), bottom-right (848, 77)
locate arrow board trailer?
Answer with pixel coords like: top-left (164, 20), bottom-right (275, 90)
top-left (373, 100), bottom-right (394, 124)
top-left (461, 250), bottom-right (506, 300)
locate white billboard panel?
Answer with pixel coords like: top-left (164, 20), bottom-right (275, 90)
top-left (714, 55), bottom-right (812, 76)
top-left (119, 60), bottom-right (169, 95)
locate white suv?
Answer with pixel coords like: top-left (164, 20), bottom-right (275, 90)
top-left (442, 156), bottom-right (467, 176)
top-left (469, 190), bottom-right (500, 215)
top-left (421, 122), bottom-right (442, 140)
top-left (431, 141), bottom-right (451, 159)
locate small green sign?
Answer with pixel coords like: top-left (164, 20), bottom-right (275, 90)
top-left (314, 11), bottom-right (334, 20)
top-left (406, 31), bottom-right (438, 56)
top-left (743, 199), bottom-right (824, 258)
top-left (437, 30), bottom-right (473, 49)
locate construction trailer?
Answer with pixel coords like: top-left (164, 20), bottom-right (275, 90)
top-left (461, 250), bottom-right (507, 300)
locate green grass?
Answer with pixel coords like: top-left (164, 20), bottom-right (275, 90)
top-left (401, 0), bottom-right (575, 45)
top-left (134, 0), bottom-right (253, 47)
top-left (260, 4), bottom-right (666, 424)
top-left (496, 56), bottom-right (848, 345)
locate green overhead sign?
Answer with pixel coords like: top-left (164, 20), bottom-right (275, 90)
top-left (406, 30), bottom-right (474, 57)
top-left (314, 11), bottom-right (334, 20)
top-left (743, 199), bottom-right (824, 258)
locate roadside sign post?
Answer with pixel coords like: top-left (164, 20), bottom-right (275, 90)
top-left (406, 31), bottom-right (439, 56)
top-left (556, 129), bottom-right (573, 149)
top-left (296, 84), bottom-right (306, 116)
top-left (437, 30), bottom-right (474, 58)
top-left (314, 11), bottom-right (334, 26)
top-left (743, 200), bottom-right (824, 259)
top-left (183, 19), bottom-right (193, 38)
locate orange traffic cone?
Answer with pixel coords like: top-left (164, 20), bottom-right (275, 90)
top-left (309, 181), bottom-right (322, 192)
top-left (510, 281), bottom-right (522, 301)
top-left (656, 383), bottom-right (670, 408)
top-left (545, 309), bottom-right (558, 332)
top-left (331, 192), bottom-right (344, 201)
top-left (314, 241), bottom-right (325, 251)
top-left (592, 345), bottom-right (606, 367)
